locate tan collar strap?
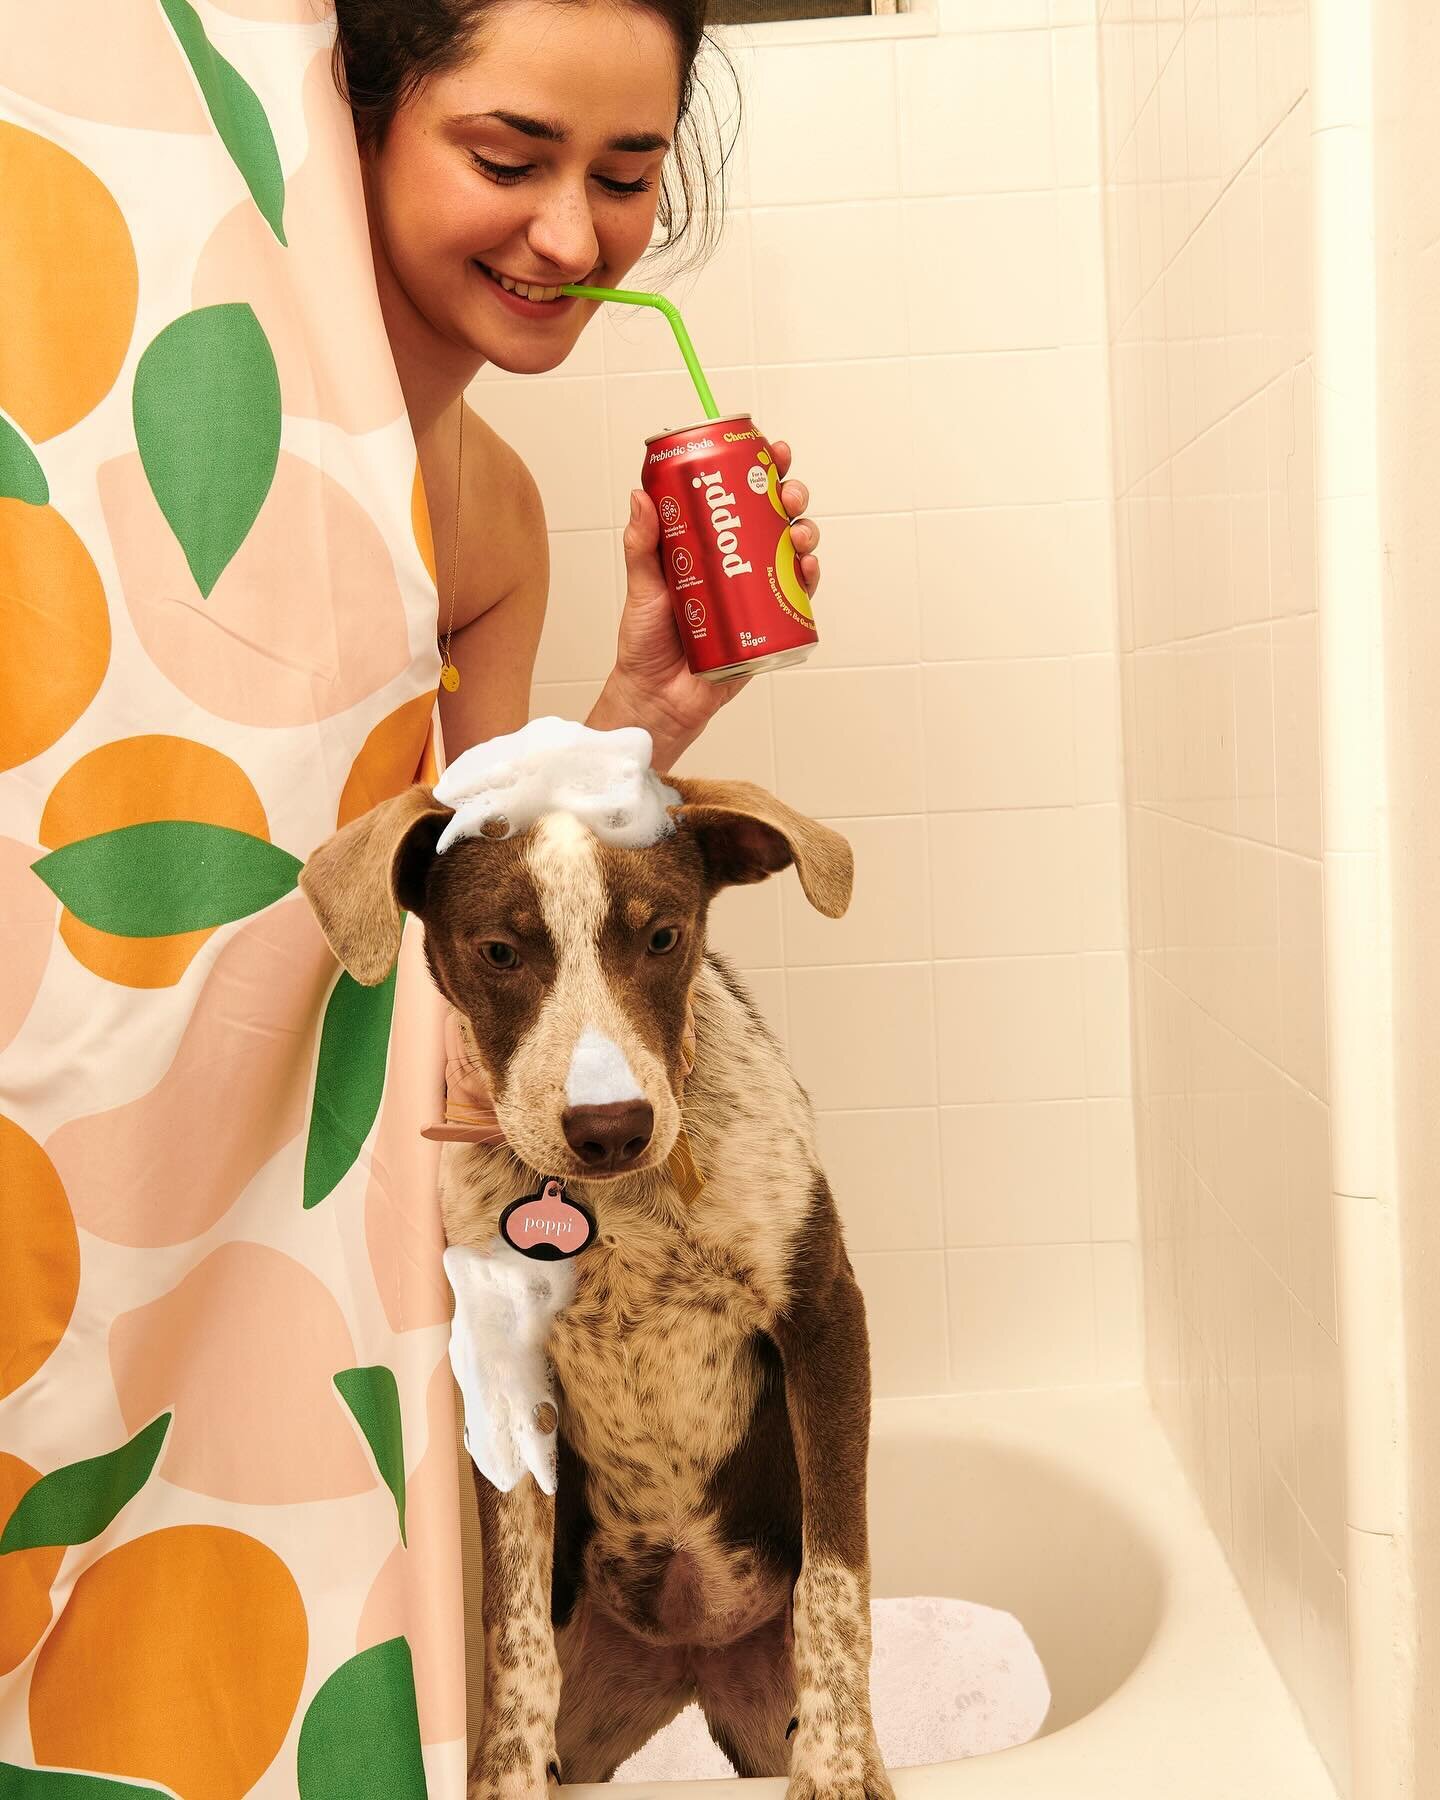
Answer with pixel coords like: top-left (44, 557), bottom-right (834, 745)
top-left (422, 1004), bottom-right (704, 1203)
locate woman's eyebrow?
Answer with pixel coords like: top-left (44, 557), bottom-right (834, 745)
top-left (452, 109), bottom-right (671, 153)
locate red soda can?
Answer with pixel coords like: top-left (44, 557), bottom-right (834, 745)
top-left (642, 414), bottom-right (818, 681)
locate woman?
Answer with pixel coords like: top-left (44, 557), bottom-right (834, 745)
top-left (336, 5), bottom-right (824, 1767)
top-left (337, 0), bottom-right (822, 766)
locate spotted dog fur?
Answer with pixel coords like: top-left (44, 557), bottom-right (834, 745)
top-left (301, 775), bottom-right (895, 1800)
top-left (472, 1473), bottom-right (563, 1800)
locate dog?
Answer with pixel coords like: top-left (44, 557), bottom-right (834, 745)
top-left (301, 771), bottom-right (895, 1800)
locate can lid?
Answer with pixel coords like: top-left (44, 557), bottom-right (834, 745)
top-left (643, 413), bottom-right (754, 448)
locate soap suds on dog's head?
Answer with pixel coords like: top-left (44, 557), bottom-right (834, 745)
top-left (434, 718), bottom-right (681, 855)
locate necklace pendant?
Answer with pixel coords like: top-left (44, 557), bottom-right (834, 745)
top-left (439, 661), bottom-right (461, 694)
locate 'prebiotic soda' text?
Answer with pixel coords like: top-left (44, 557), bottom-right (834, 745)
top-left (642, 414), bottom-right (818, 681)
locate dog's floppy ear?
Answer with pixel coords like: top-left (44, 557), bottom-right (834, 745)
top-left (667, 776), bottom-right (853, 918)
top-left (299, 785), bottom-right (453, 984)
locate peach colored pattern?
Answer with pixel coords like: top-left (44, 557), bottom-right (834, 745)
top-left (0, 2), bottom-right (208, 135)
top-left (110, 1242), bottom-right (377, 1505)
top-left (365, 921), bottom-right (452, 1334)
top-left (194, 52), bottom-right (405, 435)
top-left (99, 447), bottom-right (414, 727)
top-left (29, 1524), bottom-right (308, 1797)
top-left (0, 1116), bottom-right (80, 1405)
top-left (0, 838), bottom-right (56, 1052)
top-left (39, 735), bottom-right (271, 990)
top-left (46, 899), bottom-right (336, 1247)
top-left (0, 1455), bottom-right (64, 1676)
top-left (0, 493), bottom-right (111, 775)
top-left (1, 15), bottom-right (463, 1783)
top-left (357, 1350), bottom-right (465, 1743)
top-left (338, 691), bottom-right (439, 829)
top-left (413, 461), bottom-right (439, 584)
top-left (0, 125), bottom-right (138, 444)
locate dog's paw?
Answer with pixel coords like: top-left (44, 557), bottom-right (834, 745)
top-left (467, 1738), bottom-right (562, 1800)
top-left (785, 1773), bottom-right (895, 1800)
top-left (786, 1721), bottom-right (895, 1800)
top-left (467, 1767), bottom-right (560, 1800)
top-left (785, 1767), bottom-right (896, 1800)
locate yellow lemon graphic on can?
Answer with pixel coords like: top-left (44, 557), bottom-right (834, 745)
top-left (755, 449), bottom-right (814, 623)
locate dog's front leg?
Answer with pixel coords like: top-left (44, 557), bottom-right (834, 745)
top-left (469, 1470), bottom-right (564, 1800)
top-left (775, 1219), bottom-right (895, 1800)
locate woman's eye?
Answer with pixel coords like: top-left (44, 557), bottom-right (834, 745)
top-left (648, 926), bottom-right (680, 955)
top-left (481, 942), bottom-right (520, 970)
top-left (470, 153), bottom-right (533, 185)
top-left (597, 175), bottom-right (653, 197)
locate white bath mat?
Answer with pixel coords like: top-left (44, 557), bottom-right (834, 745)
top-left (614, 1596), bottom-right (1051, 1782)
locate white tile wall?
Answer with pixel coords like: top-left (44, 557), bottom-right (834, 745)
top-left (1099, 0), bottom-right (1350, 1788)
top-left (480, 9), bottom-right (1138, 1412)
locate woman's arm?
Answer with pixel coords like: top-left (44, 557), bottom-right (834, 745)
top-left (430, 415), bottom-right (817, 772)
top-left (583, 484), bottom-right (736, 773)
top-left (437, 558), bottom-right (547, 752)
top-left (435, 432), bottom-right (548, 757)
top-left (587, 444), bottom-right (820, 773)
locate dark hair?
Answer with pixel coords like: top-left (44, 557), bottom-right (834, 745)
top-left (332, 0), bottom-right (738, 273)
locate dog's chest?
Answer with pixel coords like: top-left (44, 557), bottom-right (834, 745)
top-left (549, 1218), bottom-right (769, 1487)
top-left (548, 1215), bottom-right (798, 1647)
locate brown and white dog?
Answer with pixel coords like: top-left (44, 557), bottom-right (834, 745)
top-left (301, 774), bottom-right (894, 1800)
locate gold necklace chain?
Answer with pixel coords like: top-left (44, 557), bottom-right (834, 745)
top-left (439, 397), bottom-right (464, 693)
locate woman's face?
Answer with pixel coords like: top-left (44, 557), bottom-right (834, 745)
top-left (364, 0), bottom-right (681, 375)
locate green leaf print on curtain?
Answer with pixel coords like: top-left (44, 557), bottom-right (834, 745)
top-left (32, 821), bottom-right (302, 936)
top-left (0, 413), bottom-right (47, 504)
top-left (296, 1638), bottom-right (427, 1800)
top-left (334, 1366), bottom-right (408, 1545)
top-left (158, 0), bottom-right (287, 244)
top-left (304, 965), bottom-right (399, 1210)
top-left (0, 1415), bottom-right (171, 1554)
top-left (133, 304), bottom-right (281, 597)
top-left (0, 1765), bottom-right (179, 1797)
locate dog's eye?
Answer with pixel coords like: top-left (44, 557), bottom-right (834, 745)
top-left (481, 942), bottom-right (519, 970)
top-left (648, 926), bottom-right (680, 955)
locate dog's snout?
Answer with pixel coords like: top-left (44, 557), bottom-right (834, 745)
top-left (562, 1100), bottom-right (654, 1171)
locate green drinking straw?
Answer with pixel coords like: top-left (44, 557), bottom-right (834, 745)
top-left (561, 284), bottom-right (720, 421)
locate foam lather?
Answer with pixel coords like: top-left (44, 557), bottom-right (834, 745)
top-left (433, 716), bottom-right (680, 854)
top-left (444, 1239), bottom-right (577, 1495)
top-left (617, 1595), bottom-right (1051, 1780)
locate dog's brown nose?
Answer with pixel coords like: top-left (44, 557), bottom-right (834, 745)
top-left (562, 1101), bottom-right (653, 1171)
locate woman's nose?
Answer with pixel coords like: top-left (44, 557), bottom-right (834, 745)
top-left (527, 184), bottom-right (600, 283)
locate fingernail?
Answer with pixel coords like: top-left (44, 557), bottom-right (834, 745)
top-left (629, 489), bottom-right (642, 522)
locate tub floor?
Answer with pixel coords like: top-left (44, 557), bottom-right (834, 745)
top-left (561, 1386), bottom-right (1338, 1800)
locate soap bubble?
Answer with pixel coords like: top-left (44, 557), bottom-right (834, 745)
top-left (434, 718), bottom-right (680, 856)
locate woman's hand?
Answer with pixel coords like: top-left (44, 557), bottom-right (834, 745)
top-left (587, 440), bottom-right (821, 771)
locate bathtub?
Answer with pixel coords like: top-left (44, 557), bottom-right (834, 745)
top-left (564, 1386), bottom-right (1337, 1799)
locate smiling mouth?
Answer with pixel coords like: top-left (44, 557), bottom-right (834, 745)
top-left (475, 260), bottom-right (571, 304)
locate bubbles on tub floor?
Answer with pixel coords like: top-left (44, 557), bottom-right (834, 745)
top-left (614, 1595), bottom-right (1051, 1783)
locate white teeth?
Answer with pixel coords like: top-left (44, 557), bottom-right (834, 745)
top-left (485, 265), bottom-right (563, 303)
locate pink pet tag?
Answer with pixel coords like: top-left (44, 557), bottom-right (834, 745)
top-left (500, 1177), bottom-right (596, 1261)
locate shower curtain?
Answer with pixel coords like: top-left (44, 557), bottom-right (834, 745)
top-left (0, 4), bottom-right (466, 1793)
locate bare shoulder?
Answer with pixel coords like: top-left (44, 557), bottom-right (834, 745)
top-left (427, 399), bottom-right (547, 633)
top-left (459, 400), bottom-right (546, 612)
